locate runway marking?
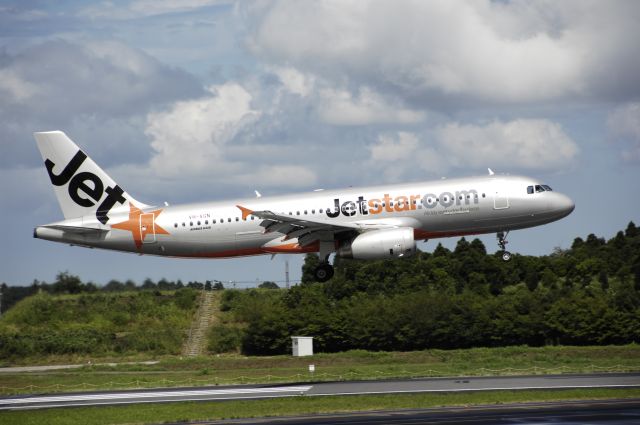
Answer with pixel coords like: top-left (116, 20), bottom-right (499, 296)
top-left (308, 383), bottom-right (640, 397)
top-left (0, 385), bottom-right (312, 408)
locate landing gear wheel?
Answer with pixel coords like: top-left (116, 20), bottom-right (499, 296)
top-left (496, 231), bottom-right (511, 262)
top-left (314, 263), bottom-right (334, 282)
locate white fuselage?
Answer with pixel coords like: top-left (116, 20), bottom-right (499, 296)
top-left (35, 174), bottom-right (574, 258)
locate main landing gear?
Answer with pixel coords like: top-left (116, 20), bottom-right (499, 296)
top-left (314, 263), bottom-right (334, 282)
top-left (497, 231), bottom-right (511, 261)
top-left (313, 241), bottom-right (335, 282)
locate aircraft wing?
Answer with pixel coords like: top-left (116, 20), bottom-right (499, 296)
top-left (237, 205), bottom-right (360, 246)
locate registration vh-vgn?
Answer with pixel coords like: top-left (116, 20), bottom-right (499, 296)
top-left (33, 131), bottom-right (575, 282)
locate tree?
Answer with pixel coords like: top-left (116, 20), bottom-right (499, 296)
top-left (259, 281), bottom-right (279, 289)
top-left (525, 269), bottom-right (540, 291)
top-left (213, 281), bottom-right (225, 290)
top-left (205, 281), bottom-right (212, 291)
top-left (103, 279), bottom-right (125, 292)
top-left (598, 270), bottom-right (609, 291)
top-left (301, 254), bottom-right (320, 284)
top-left (52, 272), bottom-right (84, 294)
top-left (141, 278), bottom-right (157, 290)
top-left (626, 221), bottom-right (638, 238)
top-left (433, 243), bottom-right (450, 257)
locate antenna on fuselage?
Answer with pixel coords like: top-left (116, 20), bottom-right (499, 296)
top-left (488, 168), bottom-right (495, 176)
top-left (255, 190), bottom-right (262, 198)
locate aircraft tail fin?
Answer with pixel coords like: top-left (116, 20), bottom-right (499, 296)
top-left (34, 131), bottom-right (148, 223)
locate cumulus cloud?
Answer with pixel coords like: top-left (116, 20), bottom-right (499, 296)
top-left (79, 0), bottom-right (232, 20)
top-left (437, 119), bottom-right (579, 169)
top-left (247, 0), bottom-right (640, 107)
top-left (0, 39), bottom-right (201, 168)
top-left (143, 82), bottom-right (317, 189)
top-left (607, 102), bottom-right (640, 162)
top-left (147, 83), bottom-right (260, 174)
top-left (370, 132), bottom-right (419, 162)
top-left (269, 66), bottom-right (315, 97)
top-left (367, 119), bottom-right (578, 181)
top-left (317, 87), bottom-right (425, 126)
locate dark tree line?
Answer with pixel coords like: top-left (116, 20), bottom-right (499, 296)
top-left (212, 222), bottom-right (640, 355)
top-left (0, 274), bottom-right (223, 314)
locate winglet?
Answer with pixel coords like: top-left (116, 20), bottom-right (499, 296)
top-left (236, 205), bottom-right (253, 220)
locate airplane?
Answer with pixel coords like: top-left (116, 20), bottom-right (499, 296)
top-left (33, 131), bottom-right (575, 282)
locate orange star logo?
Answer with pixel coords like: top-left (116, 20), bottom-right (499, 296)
top-left (111, 203), bottom-right (170, 250)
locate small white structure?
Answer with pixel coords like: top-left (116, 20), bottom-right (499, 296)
top-left (291, 336), bottom-right (314, 357)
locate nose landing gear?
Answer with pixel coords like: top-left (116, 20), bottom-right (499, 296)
top-left (497, 231), bottom-right (511, 261)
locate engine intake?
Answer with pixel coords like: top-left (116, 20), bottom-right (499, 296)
top-left (337, 227), bottom-right (416, 260)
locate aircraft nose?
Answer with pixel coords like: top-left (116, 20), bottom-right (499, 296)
top-left (552, 193), bottom-right (575, 217)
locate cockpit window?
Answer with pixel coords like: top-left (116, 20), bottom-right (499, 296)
top-left (528, 184), bottom-right (554, 194)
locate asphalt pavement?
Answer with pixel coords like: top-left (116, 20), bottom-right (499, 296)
top-left (1, 372), bottom-right (638, 410)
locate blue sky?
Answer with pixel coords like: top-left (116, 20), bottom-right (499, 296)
top-left (1, 0), bottom-right (639, 287)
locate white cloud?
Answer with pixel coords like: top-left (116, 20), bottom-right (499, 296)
top-left (607, 102), bottom-right (640, 162)
top-left (79, 0), bottom-right (231, 20)
top-left (0, 39), bottom-right (201, 168)
top-left (269, 66), bottom-right (315, 97)
top-left (0, 69), bottom-right (38, 102)
top-left (436, 119), bottom-right (579, 169)
top-left (143, 82), bottom-right (317, 189)
top-left (147, 83), bottom-right (259, 174)
top-left (366, 119), bottom-right (579, 182)
top-left (247, 0), bottom-right (640, 106)
top-left (370, 132), bottom-right (419, 162)
top-left (317, 87), bottom-right (425, 126)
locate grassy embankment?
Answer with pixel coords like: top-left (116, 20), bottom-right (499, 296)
top-left (1, 388), bottom-right (640, 425)
top-left (0, 289), bottom-right (198, 364)
top-left (0, 289), bottom-right (638, 396)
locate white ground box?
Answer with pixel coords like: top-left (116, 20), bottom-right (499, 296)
top-left (291, 336), bottom-right (313, 357)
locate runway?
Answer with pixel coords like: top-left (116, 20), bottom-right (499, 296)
top-left (205, 399), bottom-right (640, 424)
top-left (0, 373), bottom-right (638, 410)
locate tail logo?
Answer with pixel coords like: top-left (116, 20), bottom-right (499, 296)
top-left (45, 150), bottom-right (126, 224)
top-left (111, 203), bottom-right (169, 250)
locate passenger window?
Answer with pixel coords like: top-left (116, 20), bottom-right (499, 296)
top-left (190, 222), bottom-right (193, 226)
top-left (213, 219), bottom-right (216, 224)
top-left (235, 217), bottom-right (239, 222)
top-left (227, 218), bottom-right (231, 222)
top-left (319, 208), bottom-right (323, 213)
top-left (197, 221), bottom-right (201, 226)
top-left (527, 186), bottom-right (534, 194)
top-left (174, 223), bottom-right (178, 228)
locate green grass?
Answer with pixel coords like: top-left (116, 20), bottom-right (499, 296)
top-left (1, 388), bottom-right (639, 425)
top-left (1, 345), bottom-right (639, 395)
top-left (0, 289), bottom-right (199, 361)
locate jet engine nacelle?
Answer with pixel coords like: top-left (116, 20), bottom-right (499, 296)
top-left (337, 227), bottom-right (416, 260)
